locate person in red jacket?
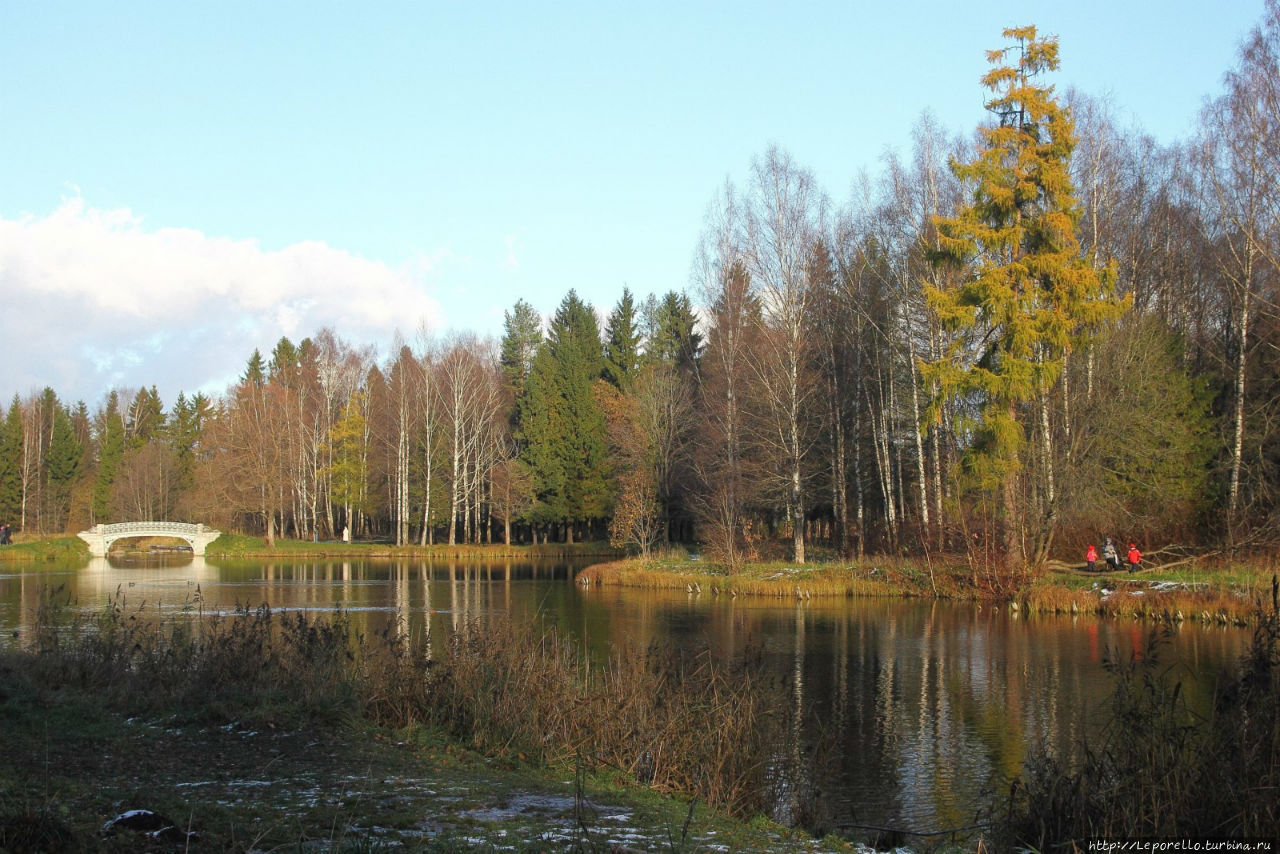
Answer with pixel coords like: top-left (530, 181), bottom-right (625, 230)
top-left (1127, 543), bottom-right (1142, 574)
top-left (1085, 544), bottom-right (1098, 573)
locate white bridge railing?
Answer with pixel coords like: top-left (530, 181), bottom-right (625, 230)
top-left (97, 522), bottom-right (206, 537)
top-left (78, 521), bottom-right (222, 557)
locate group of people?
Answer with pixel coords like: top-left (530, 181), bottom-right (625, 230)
top-left (0, 524), bottom-right (11, 545)
top-left (1085, 538), bottom-right (1141, 573)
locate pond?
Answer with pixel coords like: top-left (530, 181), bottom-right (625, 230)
top-left (0, 554), bottom-right (1252, 844)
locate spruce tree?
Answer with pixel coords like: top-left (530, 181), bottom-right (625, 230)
top-left (45, 404), bottom-right (82, 532)
top-left (520, 290), bottom-right (610, 541)
top-left (645, 291), bottom-right (703, 373)
top-left (603, 286), bottom-right (642, 389)
top-left (242, 349), bottom-right (267, 386)
top-left (126, 386), bottom-right (166, 447)
top-left (500, 300), bottom-right (543, 400)
top-left (520, 344), bottom-right (568, 529)
top-left (93, 392), bottom-right (125, 522)
top-left (167, 392), bottom-right (205, 499)
top-left (0, 399), bottom-right (21, 527)
top-left (923, 26), bottom-right (1125, 569)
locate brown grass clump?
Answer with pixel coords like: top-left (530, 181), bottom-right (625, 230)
top-left (1096, 585), bottom-right (1256, 626)
top-left (422, 617), bottom-right (788, 815)
top-left (1023, 585), bottom-right (1100, 616)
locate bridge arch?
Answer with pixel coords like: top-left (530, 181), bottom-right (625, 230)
top-left (77, 522), bottom-right (222, 557)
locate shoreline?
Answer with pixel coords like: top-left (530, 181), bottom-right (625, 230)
top-left (0, 534), bottom-right (620, 564)
top-left (576, 556), bottom-right (1270, 627)
top-left (1, 536), bottom-right (1269, 627)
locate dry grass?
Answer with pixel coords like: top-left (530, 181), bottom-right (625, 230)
top-left (12, 584), bottom-right (790, 820)
top-left (420, 618), bottom-right (789, 815)
top-left (1024, 581), bottom-right (1259, 626)
top-left (582, 557), bottom-right (1272, 626)
top-left (578, 556), bottom-right (980, 601)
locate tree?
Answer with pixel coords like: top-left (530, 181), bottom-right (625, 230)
top-left (520, 290), bottom-right (610, 541)
top-left (0, 399), bottom-right (22, 527)
top-left (92, 392), bottom-right (126, 522)
top-left (1062, 319), bottom-right (1213, 541)
top-left (326, 392), bottom-right (370, 533)
top-left (745, 146), bottom-right (826, 564)
top-left (603, 287), bottom-right (643, 390)
top-left (644, 291), bottom-right (702, 374)
top-left (172, 393), bottom-right (212, 501)
top-left (500, 299), bottom-right (543, 402)
top-left (125, 386), bottom-right (165, 448)
top-left (207, 373), bottom-right (288, 545)
top-left (1195, 2), bottom-right (1280, 541)
top-left (489, 454), bottom-right (534, 545)
top-left (242, 349), bottom-right (267, 386)
top-left (112, 441), bottom-right (179, 521)
top-left (693, 184), bottom-right (763, 569)
top-left (44, 402), bottom-right (82, 531)
top-left (923, 26), bottom-right (1126, 570)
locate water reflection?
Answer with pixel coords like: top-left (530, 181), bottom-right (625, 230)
top-left (0, 556), bottom-right (1251, 841)
top-left (575, 587), bottom-right (1249, 838)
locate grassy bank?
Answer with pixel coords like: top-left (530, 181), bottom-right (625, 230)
top-left (0, 590), bottom-right (843, 852)
top-left (205, 533), bottom-right (621, 560)
top-left (0, 532), bottom-right (619, 566)
top-left (0, 535), bottom-right (88, 564)
top-left (578, 555), bottom-right (970, 600)
top-left (580, 552), bottom-right (1277, 626)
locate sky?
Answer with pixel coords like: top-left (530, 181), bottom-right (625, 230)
top-left (0, 0), bottom-right (1266, 410)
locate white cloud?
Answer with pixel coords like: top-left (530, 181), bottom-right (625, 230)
top-left (0, 197), bottom-right (444, 406)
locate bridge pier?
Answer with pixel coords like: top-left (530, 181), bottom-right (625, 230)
top-left (77, 522), bottom-right (222, 557)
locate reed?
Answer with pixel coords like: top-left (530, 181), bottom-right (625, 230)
top-left (420, 618), bottom-right (789, 816)
top-left (1024, 581), bottom-right (1259, 626)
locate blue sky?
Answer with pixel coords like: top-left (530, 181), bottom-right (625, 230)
top-left (0, 1), bottom-right (1265, 408)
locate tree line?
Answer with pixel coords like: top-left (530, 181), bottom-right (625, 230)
top-left (3, 16), bottom-right (1279, 570)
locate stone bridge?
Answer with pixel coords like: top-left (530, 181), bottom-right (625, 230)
top-left (77, 522), bottom-right (222, 557)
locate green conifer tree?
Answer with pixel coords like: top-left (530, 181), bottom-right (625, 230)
top-left (500, 300), bottom-right (543, 401)
top-left (603, 287), bottom-right (643, 389)
top-left (242, 349), bottom-right (267, 387)
top-left (93, 391), bottom-right (126, 522)
top-left (126, 386), bottom-right (166, 448)
top-left (0, 399), bottom-right (21, 527)
top-left (644, 291), bottom-right (703, 373)
top-left (167, 392), bottom-right (207, 499)
top-left (520, 290), bottom-right (610, 541)
top-left (45, 404), bottom-right (82, 532)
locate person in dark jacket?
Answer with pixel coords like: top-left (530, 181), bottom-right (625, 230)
top-left (1102, 538), bottom-right (1121, 572)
